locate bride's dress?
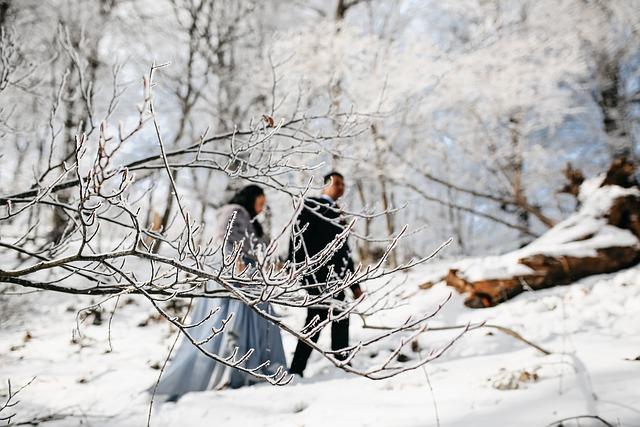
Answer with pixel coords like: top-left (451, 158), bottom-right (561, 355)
top-left (152, 204), bottom-right (287, 400)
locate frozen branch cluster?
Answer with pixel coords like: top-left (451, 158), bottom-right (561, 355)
top-left (0, 60), bottom-right (463, 385)
top-left (1, 0), bottom-right (638, 393)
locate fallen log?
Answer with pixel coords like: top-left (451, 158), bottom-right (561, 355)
top-left (446, 158), bottom-right (640, 308)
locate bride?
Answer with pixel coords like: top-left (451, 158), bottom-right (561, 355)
top-left (152, 185), bottom-right (287, 401)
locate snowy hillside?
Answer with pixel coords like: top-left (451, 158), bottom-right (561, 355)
top-left (2, 1), bottom-right (640, 426)
top-left (2, 261), bottom-right (639, 426)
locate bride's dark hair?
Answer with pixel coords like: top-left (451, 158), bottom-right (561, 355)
top-left (228, 184), bottom-right (265, 237)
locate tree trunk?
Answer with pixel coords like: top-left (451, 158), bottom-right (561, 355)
top-left (446, 158), bottom-right (640, 308)
top-left (0, 0), bottom-right (11, 28)
top-left (355, 179), bottom-right (374, 264)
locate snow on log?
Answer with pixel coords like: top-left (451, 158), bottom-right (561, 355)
top-left (446, 158), bottom-right (640, 308)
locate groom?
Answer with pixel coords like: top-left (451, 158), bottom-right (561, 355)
top-left (289, 171), bottom-right (363, 377)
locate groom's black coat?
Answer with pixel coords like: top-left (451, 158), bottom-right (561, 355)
top-left (288, 196), bottom-right (356, 296)
top-left (288, 196), bottom-right (359, 374)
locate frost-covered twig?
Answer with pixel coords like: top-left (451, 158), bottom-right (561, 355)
top-left (361, 321), bottom-right (552, 355)
top-left (545, 415), bottom-right (614, 427)
top-left (0, 377), bottom-right (36, 424)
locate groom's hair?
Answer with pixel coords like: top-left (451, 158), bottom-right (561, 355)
top-left (323, 171), bottom-right (344, 184)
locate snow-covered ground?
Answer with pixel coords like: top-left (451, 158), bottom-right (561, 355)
top-left (1, 261), bottom-right (639, 426)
